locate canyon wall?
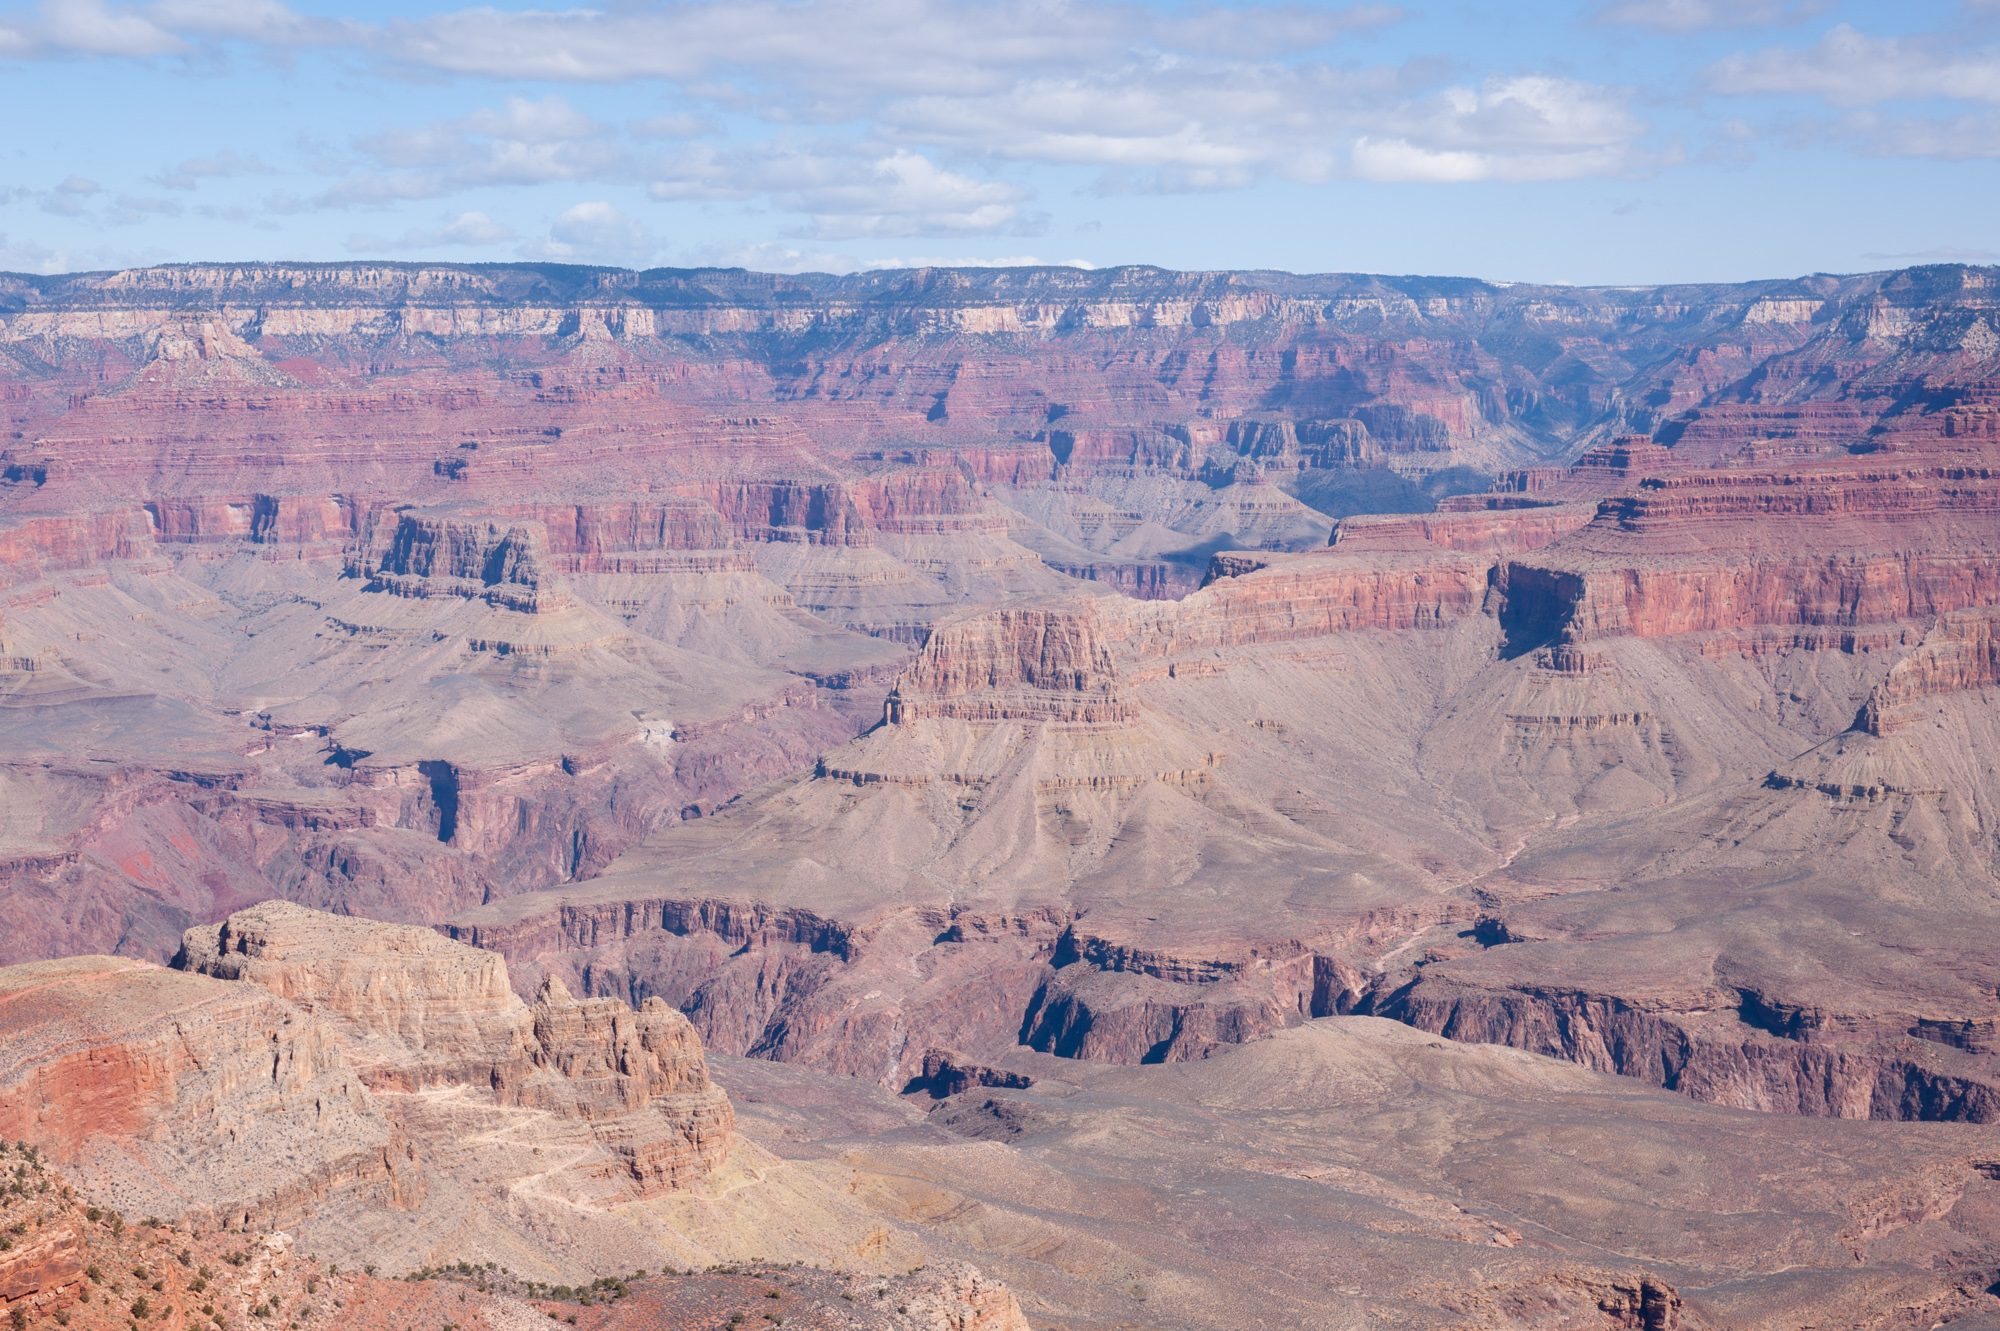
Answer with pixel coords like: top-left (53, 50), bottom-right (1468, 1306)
top-left (7, 259), bottom-right (2000, 1138)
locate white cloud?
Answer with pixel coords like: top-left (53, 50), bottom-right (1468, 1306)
top-left (326, 97), bottom-right (625, 205)
top-left (1350, 138), bottom-right (1489, 183)
top-left (649, 144), bottom-right (1031, 238)
top-left (1709, 24), bottom-right (2000, 105)
top-left (39, 0), bottom-right (183, 55)
top-left (789, 151), bottom-right (1027, 239)
top-left (459, 95), bottom-right (601, 144)
top-left (151, 149), bottom-right (269, 189)
top-left (146, 0), bottom-right (341, 43)
top-left (1597, 0), bottom-right (1823, 32)
top-left (1842, 108), bottom-right (2000, 160)
top-left (430, 210), bottom-right (514, 245)
top-left (347, 209), bottom-right (518, 254)
top-left (631, 113), bottom-right (710, 140)
top-left (0, 0), bottom-right (1677, 275)
top-left (3, 0), bottom-right (1398, 82)
top-left (1153, 4), bottom-right (1399, 56)
top-left (881, 66), bottom-right (1642, 193)
top-left (882, 77), bottom-right (1333, 183)
top-left (531, 200), bottom-right (657, 265)
top-left (367, 0), bottom-right (1390, 95)
top-left (1355, 76), bottom-right (1648, 182)
top-left (1708, 23), bottom-right (2000, 160)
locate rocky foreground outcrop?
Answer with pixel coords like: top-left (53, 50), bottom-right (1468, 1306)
top-left (177, 901), bottom-right (735, 1191)
top-left (0, 954), bottom-right (401, 1229)
top-left (0, 1143), bottom-right (1029, 1331)
top-left (0, 902), bottom-right (732, 1259)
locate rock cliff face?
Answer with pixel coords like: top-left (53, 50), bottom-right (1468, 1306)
top-left (0, 902), bottom-right (733, 1267)
top-left (18, 256), bottom-right (2000, 1328)
top-left (885, 604), bottom-right (1131, 725)
top-left (175, 898), bottom-right (530, 1085)
top-left (175, 900), bottom-right (733, 1193)
top-left (431, 274), bottom-right (2000, 1129)
top-left (0, 954), bottom-right (406, 1229)
top-left (1860, 607), bottom-right (2000, 733)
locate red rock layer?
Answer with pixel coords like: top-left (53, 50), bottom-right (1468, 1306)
top-left (1860, 607), bottom-right (2000, 734)
top-left (885, 604), bottom-right (1132, 725)
top-left (0, 955), bottom-right (411, 1230)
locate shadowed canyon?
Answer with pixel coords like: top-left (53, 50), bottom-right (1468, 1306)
top-left (5, 260), bottom-right (2000, 1327)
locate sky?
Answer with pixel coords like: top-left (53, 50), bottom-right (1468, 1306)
top-left (0, 0), bottom-right (1996, 283)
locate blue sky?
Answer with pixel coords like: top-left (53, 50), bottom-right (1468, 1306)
top-left (1, 0), bottom-right (1995, 282)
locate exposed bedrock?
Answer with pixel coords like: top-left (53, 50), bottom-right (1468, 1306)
top-left (1366, 978), bottom-right (2000, 1123)
top-left (0, 696), bottom-right (861, 964)
top-left (1504, 548), bottom-right (2000, 647)
top-left (361, 513), bottom-right (555, 609)
top-left (1017, 962), bottom-right (1314, 1065)
top-left (450, 887), bottom-right (1455, 1083)
top-left (1860, 605), bottom-right (2000, 733)
top-left (1493, 464), bottom-right (2000, 650)
top-left (464, 868), bottom-right (2000, 1125)
top-left (175, 900), bottom-right (734, 1191)
top-left (0, 955), bottom-right (413, 1230)
top-left (0, 900), bottom-right (758, 1290)
top-left (885, 602), bottom-right (1132, 725)
top-left (18, 258), bottom-right (2000, 1166)
top-left (452, 898), bottom-right (1059, 1079)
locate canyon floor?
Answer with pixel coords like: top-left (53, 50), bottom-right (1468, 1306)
top-left (5, 261), bottom-right (2000, 1326)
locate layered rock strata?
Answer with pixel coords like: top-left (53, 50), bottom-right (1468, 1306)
top-left (176, 900), bottom-right (734, 1191)
top-left (0, 902), bottom-right (732, 1254)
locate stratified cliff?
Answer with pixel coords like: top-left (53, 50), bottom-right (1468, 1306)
top-left (175, 900), bottom-right (735, 1194)
top-left (0, 902), bottom-right (733, 1269)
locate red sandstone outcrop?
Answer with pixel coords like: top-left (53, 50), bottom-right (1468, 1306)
top-left (0, 899), bottom-right (736, 1269)
top-left (0, 955), bottom-right (405, 1229)
top-left (1859, 607), bottom-right (2000, 733)
top-left (176, 901), bottom-right (734, 1193)
top-left (884, 603), bottom-right (1131, 725)
top-left (1491, 463), bottom-right (2000, 654)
